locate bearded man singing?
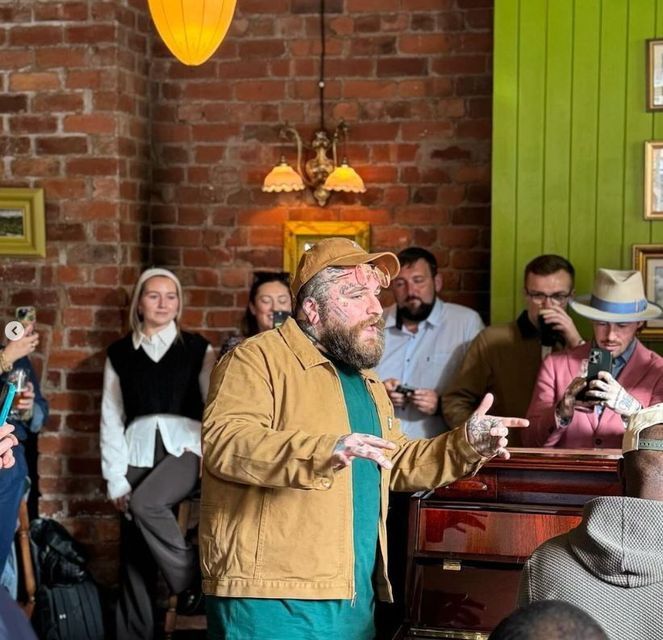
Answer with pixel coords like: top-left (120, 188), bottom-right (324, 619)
top-left (200, 238), bottom-right (528, 640)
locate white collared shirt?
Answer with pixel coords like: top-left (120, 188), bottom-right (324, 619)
top-left (376, 299), bottom-right (484, 439)
top-left (100, 321), bottom-right (216, 499)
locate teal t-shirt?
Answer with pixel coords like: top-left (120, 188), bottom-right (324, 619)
top-left (207, 360), bottom-right (382, 640)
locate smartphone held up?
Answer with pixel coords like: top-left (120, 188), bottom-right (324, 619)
top-left (16, 306), bottom-right (36, 327)
top-left (578, 347), bottom-right (613, 402)
top-left (538, 313), bottom-right (562, 347)
top-left (272, 310), bottom-right (290, 329)
top-left (0, 382), bottom-right (16, 425)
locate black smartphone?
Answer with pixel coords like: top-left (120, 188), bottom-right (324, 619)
top-left (395, 384), bottom-right (416, 397)
top-left (0, 382), bottom-right (16, 424)
top-left (272, 310), bottom-right (290, 329)
top-left (579, 348), bottom-right (613, 401)
top-left (538, 314), bottom-right (562, 347)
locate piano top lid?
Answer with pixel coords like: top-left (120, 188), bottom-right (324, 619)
top-left (485, 446), bottom-right (622, 472)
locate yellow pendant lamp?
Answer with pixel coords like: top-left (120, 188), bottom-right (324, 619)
top-left (148, 0), bottom-right (237, 66)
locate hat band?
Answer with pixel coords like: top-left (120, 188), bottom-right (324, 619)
top-left (638, 438), bottom-right (663, 452)
top-left (589, 295), bottom-right (648, 314)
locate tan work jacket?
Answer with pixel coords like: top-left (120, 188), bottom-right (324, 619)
top-left (200, 318), bottom-right (485, 601)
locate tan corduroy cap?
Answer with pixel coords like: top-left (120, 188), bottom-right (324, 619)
top-left (291, 237), bottom-right (400, 297)
top-left (623, 404), bottom-right (663, 453)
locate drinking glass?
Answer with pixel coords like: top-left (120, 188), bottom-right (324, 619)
top-left (7, 367), bottom-right (32, 421)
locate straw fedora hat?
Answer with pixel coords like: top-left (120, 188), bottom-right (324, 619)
top-left (570, 268), bottom-right (663, 322)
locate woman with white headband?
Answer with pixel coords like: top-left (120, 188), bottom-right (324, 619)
top-left (99, 267), bottom-right (216, 639)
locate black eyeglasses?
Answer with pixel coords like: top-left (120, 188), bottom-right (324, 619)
top-left (526, 290), bottom-right (572, 304)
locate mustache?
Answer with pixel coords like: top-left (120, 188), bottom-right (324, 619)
top-left (358, 317), bottom-right (385, 331)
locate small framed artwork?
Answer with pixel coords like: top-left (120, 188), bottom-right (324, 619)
top-left (633, 243), bottom-right (663, 339)
top-left (644, 141), bottom-right (663, 220)
top-left (0, 188), bottom-right (46, 257)
top-left (647, 39), bottom-right (663, 111)
top-left (283, 221), bottom-right (370, 273)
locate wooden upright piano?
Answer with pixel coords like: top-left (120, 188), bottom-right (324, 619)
top-left (401, 448), bottom-right (621, 639)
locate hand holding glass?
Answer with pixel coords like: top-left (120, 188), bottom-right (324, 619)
top-left (7, 368), bottom-right (33, 421)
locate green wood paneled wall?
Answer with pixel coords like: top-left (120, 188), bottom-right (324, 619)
top-left (492, 0), bottom-right (663, 328)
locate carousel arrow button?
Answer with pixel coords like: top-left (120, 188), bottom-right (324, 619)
top-left (5, 321), bottom-right (25, 341)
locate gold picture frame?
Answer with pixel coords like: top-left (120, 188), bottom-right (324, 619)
top-left (647, 39), bottom-right (663, 111)
top-left (644, 141), bottom-right (663, 220)
top-left (633, 243), bottom-right (663, 339)
top-left (0, 188), bottom-right (46, 257)
top-left (283, 221), bottom-right (370, 273)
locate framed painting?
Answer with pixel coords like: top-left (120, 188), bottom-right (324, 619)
top-left (0, 188), bottom-right (46, 257)
top-left (283, 221), bottom-right (370, 273)
top-left (633, 243), bottom-right (663, 339)
top-left (647, 39), bottom-right (663, 111)
top-left (644, 141), bottom-right (663, 220)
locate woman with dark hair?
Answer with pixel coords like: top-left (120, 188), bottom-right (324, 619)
top-left (220, 271), bottom-right (292, 356)
top-left (100, 267), bottom-right (216, 640)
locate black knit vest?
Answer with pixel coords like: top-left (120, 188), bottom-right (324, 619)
top-left (107, 331), bottom-right (209, 427)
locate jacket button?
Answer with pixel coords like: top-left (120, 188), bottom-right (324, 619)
top-left (595, 438), bottom-right (602, 446)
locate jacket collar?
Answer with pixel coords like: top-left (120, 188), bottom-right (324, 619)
top-left (278, 317), bottom-right (382, 382)
top-left (568, 496), bottom-right (663, 588)
top-left (516, 310), bottom-right (567, 348)
top-left (516, 310), bottom-right (539, 338)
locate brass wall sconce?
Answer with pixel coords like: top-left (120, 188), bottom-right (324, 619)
top-left (261, 0), bottom-right (366, 207)
top-left (263, 121), bottom-right (365, 207)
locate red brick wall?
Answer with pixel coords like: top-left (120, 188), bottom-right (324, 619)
top-left (0, 0), bottom-right (150, 583)
top-left (0, 0), bottom-right (492, 584)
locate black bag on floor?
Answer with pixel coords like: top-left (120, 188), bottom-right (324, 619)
top-left (29, 518), bottom-right (87, 586)
top-left (29, 518), bottom-right (104, 640)
top-left (32, 579), bottom-right (104, 640)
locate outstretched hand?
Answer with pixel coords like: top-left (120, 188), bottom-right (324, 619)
top-left (465, 393), bottom-right (528, 460)
top-left (331, 433), bottom-right (397, 471)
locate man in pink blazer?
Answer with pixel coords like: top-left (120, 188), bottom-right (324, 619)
top-left (525, 268), bottom-right (663, 448)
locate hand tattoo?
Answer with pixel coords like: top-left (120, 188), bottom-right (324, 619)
top-left (466, 414), bottom-right (502, 457)
top-left (613, 388), bottom-right (641, 417)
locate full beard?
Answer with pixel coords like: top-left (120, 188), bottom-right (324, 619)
top-left (318, 315), bottom-right (386, 370)
top-left (397, 299), bottom-right (435, 323)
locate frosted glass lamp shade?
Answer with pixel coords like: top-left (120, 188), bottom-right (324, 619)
top-left (148, 0), bottom-right (237, 66)
top-left (262, 160), bottom-right (305, 192)
top-left (323, 160), bottom-right (366, 193)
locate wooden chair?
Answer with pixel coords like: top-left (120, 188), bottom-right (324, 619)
top-left (16, 499), bottom-right (36, 617)
top-left (164, 496), bottom-right (206, 639)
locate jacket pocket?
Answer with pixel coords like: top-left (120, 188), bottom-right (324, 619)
top-left (258, 485), bottom-right (347, 583)
top-left (199, 503), bottom-right (227, 578)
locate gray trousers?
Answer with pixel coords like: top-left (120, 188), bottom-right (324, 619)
top-left (115, 431), bottom-right (199, 640)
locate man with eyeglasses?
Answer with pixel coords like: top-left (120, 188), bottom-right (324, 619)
top-left (525, 269), bottom-right (663, 448)
top-left (443, 255), bottom-right (583, 445)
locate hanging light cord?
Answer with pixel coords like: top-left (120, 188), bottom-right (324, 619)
top-left (318, 0), bottom-right (326, 131)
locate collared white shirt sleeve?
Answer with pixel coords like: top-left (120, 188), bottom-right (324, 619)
top-left (100, 358), bottom-right (132, 500)
top-left (100, 322), bottom-right (215, 499)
